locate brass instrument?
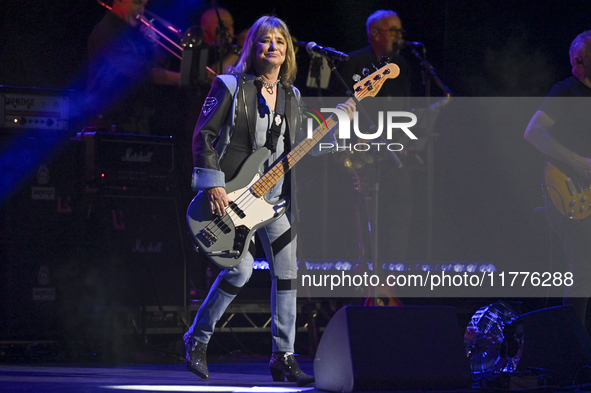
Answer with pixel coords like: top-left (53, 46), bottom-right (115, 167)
top-left (97, 0), bottom-right (183, 60)
top-left (96, 0), bottom-right (244, 75)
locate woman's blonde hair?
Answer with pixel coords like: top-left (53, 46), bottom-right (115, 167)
top-left (228, 15), bottom-right (297, 86)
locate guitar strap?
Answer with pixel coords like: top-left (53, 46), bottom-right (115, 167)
top-left (220, 75), bottom-right (292, 181)
top-left (265, 85), bottom-right (287, 153)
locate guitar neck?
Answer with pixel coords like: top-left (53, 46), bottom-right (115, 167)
top-left (250, 99), bottom-right (350, 198)
top-left (249, 63), bottom-right (399, 198)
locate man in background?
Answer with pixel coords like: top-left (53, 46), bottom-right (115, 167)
top-left (329, 10), bottom-right (416, 265)
top-left (331, 9), bottom-right (411, 97)
top-left (87, 0), bottom-right (180, 134)
top-left (524, 31), bottom-right (591, 327)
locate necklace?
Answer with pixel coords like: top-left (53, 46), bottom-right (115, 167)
top-left (256, 76), bottom-right (280, 94)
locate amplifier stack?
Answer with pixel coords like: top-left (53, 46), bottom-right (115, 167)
top-left (1, 87), bottom-right (188, 344)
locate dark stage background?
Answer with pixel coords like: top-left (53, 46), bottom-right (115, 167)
top-left (1, 0), bottom-right (591, 348)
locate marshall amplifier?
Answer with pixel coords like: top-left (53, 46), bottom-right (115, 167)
top-left (75, 130), bottom-right (177, 189)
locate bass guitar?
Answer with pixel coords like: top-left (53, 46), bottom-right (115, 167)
top-left (544, 161), bottom-right (591, 220)
top-left (187, 63), bottom-right (400, 268)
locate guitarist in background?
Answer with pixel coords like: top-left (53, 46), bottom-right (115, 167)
top-left (183, 15), bottom-right (355, 383)
top-left (524, 31), bottom-right (591, 327)
top-left (329, 9), bottom-right (415, 263)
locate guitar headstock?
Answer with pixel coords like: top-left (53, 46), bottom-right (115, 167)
top-left (352, 63), bottom-right (400, 99)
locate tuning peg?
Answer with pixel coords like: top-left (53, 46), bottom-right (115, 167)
top-left (380, 56), bottom-right (390, 66)
top-left (362, 68), bottom-right (369, 76)
top-left (352, 74), bottom-right (361, 82)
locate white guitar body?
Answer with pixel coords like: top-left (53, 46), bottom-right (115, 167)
top-left (186, 148), bottom-right (287, 269)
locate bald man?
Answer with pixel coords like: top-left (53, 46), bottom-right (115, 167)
top-left (524, 31), bottom-right (591, 326)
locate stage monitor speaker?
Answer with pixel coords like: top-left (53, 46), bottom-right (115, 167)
top-left (314, 306), bottom-right (472, 392)
top-left (517, 306), bottom-right (591, 383)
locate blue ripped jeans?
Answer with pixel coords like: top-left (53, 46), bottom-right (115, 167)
top-left (187, 211), bottom-right (297, 353)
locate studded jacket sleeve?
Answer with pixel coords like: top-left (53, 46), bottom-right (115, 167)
top-left (191, 75), bottom-right (236, 191)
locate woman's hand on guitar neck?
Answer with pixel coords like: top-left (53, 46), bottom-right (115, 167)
top-left (206, 186), bottom-right (232, 216)
top-left (334, 101), bottom-right (356, 139)
top-left (336, 101), bottom-right (356, 121)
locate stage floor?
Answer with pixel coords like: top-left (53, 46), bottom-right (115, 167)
top-left (1, 358), bottom-right (321, 393)
top-left (2, 358), bottom-right (588, 393)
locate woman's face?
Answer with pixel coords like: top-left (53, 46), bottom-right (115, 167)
top-left (253, 29), bottom-right (287, 73)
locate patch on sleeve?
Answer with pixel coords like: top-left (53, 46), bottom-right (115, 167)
top-left (202, 97), bottom-right (218, 116)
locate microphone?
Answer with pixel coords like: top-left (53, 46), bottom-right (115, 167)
top-left (305, 42), bottom-right (349, 61)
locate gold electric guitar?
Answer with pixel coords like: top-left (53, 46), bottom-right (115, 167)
top-left (544, 161), bottom-right (591, 219)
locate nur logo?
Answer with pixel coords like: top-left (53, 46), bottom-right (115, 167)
top-left (303, 105), bottom-right (419, 152)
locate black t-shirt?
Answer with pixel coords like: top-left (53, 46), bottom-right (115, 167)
top-left (539, 76), bottom-right (591, 160)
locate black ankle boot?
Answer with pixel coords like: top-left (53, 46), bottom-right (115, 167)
top-left (184, 333), bottom-right (209, 379)
top-left (269, 352), bottom-right (314, 386)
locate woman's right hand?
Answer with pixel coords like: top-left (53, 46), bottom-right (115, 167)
top-left (206, 187), bottom-right (232, 215)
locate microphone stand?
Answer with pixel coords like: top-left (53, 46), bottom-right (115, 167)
top-left (328, 58), bottom-right (402, 302)
top-left (408, 45), bottom-right (452, 261)
top-left (211, 1), bottom-right (230, 75)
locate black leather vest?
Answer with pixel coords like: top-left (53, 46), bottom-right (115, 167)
top-left (219, 74), bottom-right (294, 181)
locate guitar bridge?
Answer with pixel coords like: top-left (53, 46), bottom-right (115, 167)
top-left (197, 227), bottom-right (218, 247)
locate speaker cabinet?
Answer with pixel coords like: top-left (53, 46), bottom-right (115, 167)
top-left (0, 136), bottom-right (82, 243)
top-left (314, 306), bottom-right (472, 392)
top-left (517, 306), bottom-right (591, 382)
top-left (84, 193), bottom-right (187, 307)
top-left (0, 242), bottom-right (75, 341)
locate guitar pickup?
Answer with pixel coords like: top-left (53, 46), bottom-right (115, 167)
top-left (212, 216), bottom-right (231, 234)
top-left (229, 202), bottom-right (246, 218)
top-left (565, 178), bottom-right (577, 196)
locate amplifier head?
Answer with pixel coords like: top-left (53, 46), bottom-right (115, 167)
top-left (75, 130), bottom-right (177, 190)
top-left (1, 85), bottom-right (71, 134)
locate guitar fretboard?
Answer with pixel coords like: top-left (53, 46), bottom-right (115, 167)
top-left (250, 63), bottom-right (398, 198)
top-left (250, 106), bottom-right (342, 198)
